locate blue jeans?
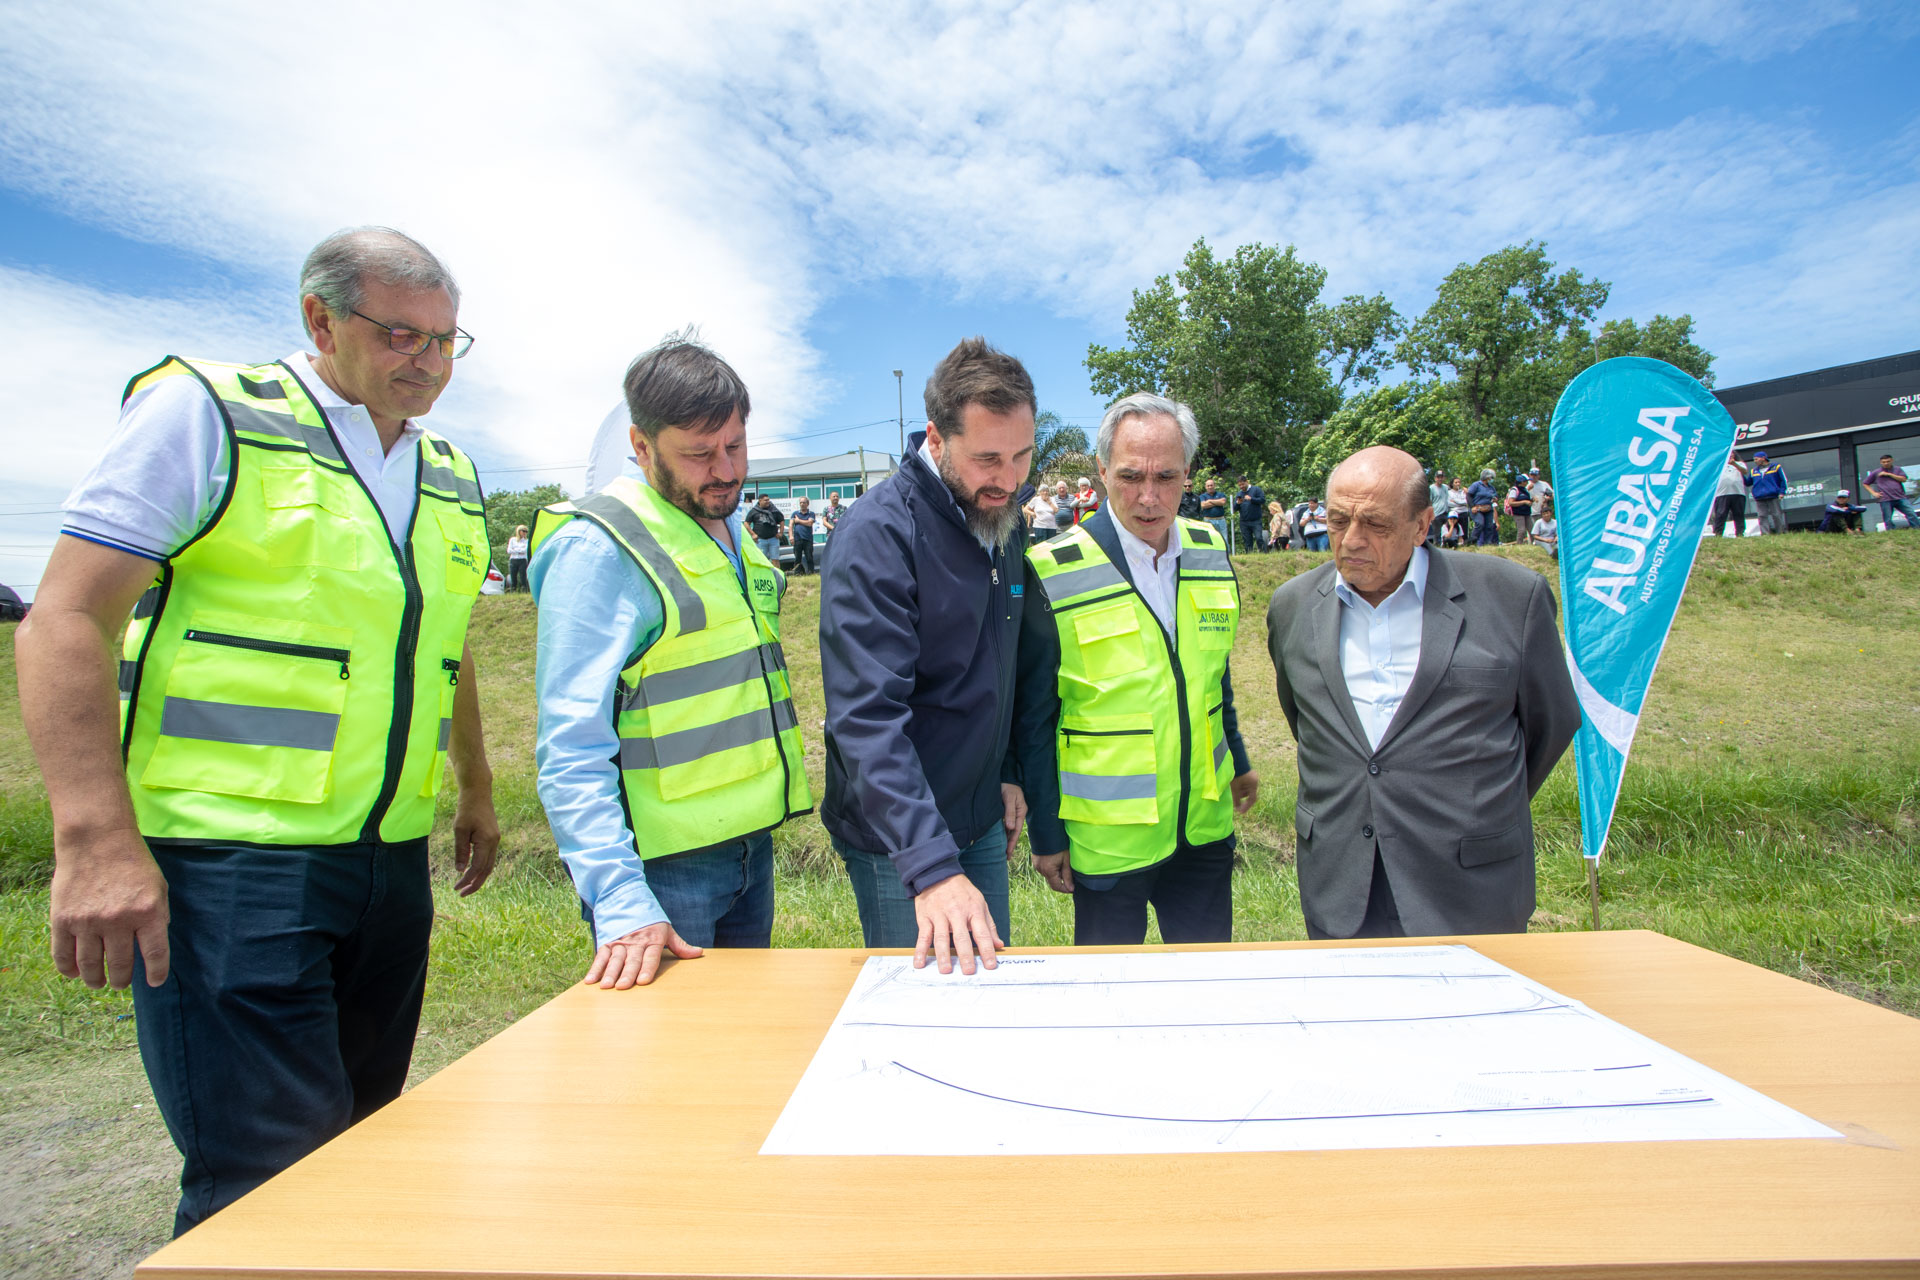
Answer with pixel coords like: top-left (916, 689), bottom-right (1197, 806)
top-left (629, 832), bottom-right (774, 948)
top-left (1205, 517), bottom-right (1229, 545)
top-left (1473, 510), bottom-right (1500, 545)
top-left (1304, 531), bottom-right (1329, 551)
top-left (756, 536), bottom-right (780, 563)
top-left (1877, 498), bottom-right (1920, 530)
top-left (833, 825), bottom-right (1012, 949)
top-left (130, 839), bottom-right (432, 1236)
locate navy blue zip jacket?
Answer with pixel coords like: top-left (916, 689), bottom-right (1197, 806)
top-left (819, 432), bottom-right (1028, 894)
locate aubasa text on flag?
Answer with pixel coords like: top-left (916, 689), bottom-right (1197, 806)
top-left (1548, 357), bottom-right (1737, 861)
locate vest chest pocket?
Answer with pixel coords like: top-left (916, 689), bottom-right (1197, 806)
top-left (1070, 602), bottom-right (1148, 680)
top-left (140, 614), bottom-right (352, 804)
top-left (1187, 584), bottom-right (1237, 650)
top-left (260, 466), bottom-right (361, 571)
top-left (1057, 714), bottom-right (1158, 825)
top-left (434, 508), bottom-right (486, 596)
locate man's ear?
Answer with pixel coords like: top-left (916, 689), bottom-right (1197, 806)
top-left (303, 294), bottom-right (339, 355)
top-left (629, 425), bottom-right (653, 472)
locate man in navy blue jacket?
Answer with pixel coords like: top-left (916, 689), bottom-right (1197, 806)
top-left (819, 338), bottom-right (1036, 974)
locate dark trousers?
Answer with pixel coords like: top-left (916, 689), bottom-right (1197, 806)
top-left (506, 557), bottom-right (529, 591)
top-left (1238, 521), bottom-right (1263, 554)
top-left (1711, 494), bottom-right (1747, 536)
top-left (792, 537), bottom-right (815, 574)
top-left (1071, 836), bottom-right (1235, 945)
top-left (1472, 510), bottom-right (1500, 545)
top-left (130, 839), bottom-right (433, 1236)
top-left (1304, 852), bottom-right (1405, 940)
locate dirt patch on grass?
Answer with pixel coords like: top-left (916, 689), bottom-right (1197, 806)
top-left (0, 1046), bottom-right (176, 1279)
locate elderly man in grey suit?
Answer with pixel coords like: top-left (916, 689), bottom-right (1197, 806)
top-left (1267, 446), bottom-right (1579, 938)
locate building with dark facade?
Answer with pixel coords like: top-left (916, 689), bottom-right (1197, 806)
top-left (1715, 349), bottom-right (1920, 528)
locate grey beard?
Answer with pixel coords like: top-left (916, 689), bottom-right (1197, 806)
top-left (935, 452), bottom-right (1022, 551)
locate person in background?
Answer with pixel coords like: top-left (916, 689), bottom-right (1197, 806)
top-left (1863, 455), bottom-right (1920, 530)
top-left (1234, 474), bottom-right (1267, 555)
top-left (1298, 496), bottom-right (1329, 551)
top-left (1527, 467), bottom-right (1552, 513)
top-left (1014, 392), bottom-right (1256, 945)
top-left (1446, 477), bottom-right (1469, 545)
top-left (1426, 470), bottom-right (1450, 548)
top-left (1178, 477), bottom-right (1204, 521)
top-left (1747, 451), bottom-right (1789, 534)
top-left (506, 524), bottom-right (531, 590)
top-left (17, 226), bottom-right (498, 1235)
top-left (530, 335), bottom-right (808, 991)
top-left (819, 337), bottom-right (1035, 974)
top-left (1712, 453), bottom-right (1749, 537)
top-left (1072, 475), bottom-right (1101, 524)
top-left (1199, 477), bottom-right (1229, 543)
top-left (1505, 475), bottom-right (1533, 544)
top-left (1467, 468), bottom-right (1500, 546)
top-left (1817, 490), bottom-right (1867, 535)
top-left (1052, 480), bottom-right (1075, 532)
top-left (790, 496), bottom-right (817, 574)
top-left (1025, 486), bottom-right (1059, 544)
top-left (1530, 499), bottom-right (1558, 560)
top-left (818, 491), bottom-right (843, 572)
top-left (746, 492), bottom-right (784, 562)
top-left (1267, 499), bottom-right (1291, 551)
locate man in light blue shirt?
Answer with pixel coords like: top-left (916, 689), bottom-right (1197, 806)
top-left (532, 337), bottom-right (802, 989)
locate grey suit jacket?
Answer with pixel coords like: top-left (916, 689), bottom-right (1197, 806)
top-left (1266, 550), bottom-right (1579, 937)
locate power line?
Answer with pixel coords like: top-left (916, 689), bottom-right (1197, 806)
top-left (476, 417), bottom-right (910, 479)
top-left (0, 509), bottom-right (65, 518)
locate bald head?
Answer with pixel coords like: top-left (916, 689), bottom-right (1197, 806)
top-left (1327, 446), bottom-right (1429, 519)
top-left (1325, 445), bottom-right (1434, 606)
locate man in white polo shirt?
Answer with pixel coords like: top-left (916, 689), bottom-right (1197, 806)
top-left (17, 226), bottom-right (499, 1234)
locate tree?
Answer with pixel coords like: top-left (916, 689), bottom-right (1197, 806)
top-left (1085, 238), bottom-right (1338, 478)
top-left (1397, 242), bottom-right (1608, 468)
top-left (1295, 382), bottom-right (1466, 492)
top-left (484, 483), bottom-right (565, 566)
top-left (1585, 314), bottom-right (1715, 385)
top-left (1029, 410), bottom-right (1090, 486)
top-left (1314, 293), bottom-right (1404, 394)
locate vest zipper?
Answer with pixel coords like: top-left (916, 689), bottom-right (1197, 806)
top-left (184, 629), bottom-right (351, 679)
top-left (443, 657), bottom-right (461, 685)
top-left (1060, 725), bottom-right (1151, 737)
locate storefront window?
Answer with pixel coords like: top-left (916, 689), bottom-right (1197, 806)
top-left (1772, 448), bottom-right (1840, 516)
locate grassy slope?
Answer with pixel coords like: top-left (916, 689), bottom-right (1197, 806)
top-left (0, 536), bottom-right (1915, 1277)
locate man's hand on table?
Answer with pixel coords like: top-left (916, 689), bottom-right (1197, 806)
top-left (913, 874), bottom-right (1003, 975)
top-left (585, 922), bottom-right (703, 989)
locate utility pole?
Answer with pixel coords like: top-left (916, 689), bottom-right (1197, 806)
top-left (856, 444), bottom-right (866, 496)
top-left (893, 369), bottom-right (904, 459)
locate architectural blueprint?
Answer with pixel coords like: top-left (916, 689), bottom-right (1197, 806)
top-left (760, 946), bottom-right (1839, 1155)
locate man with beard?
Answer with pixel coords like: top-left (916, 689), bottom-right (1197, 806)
top-left (529, 336), bottom-right (811, 988)
top-left (820, 337), bottom-right (1036, 973)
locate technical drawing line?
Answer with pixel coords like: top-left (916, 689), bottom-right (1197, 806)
top-left (889, 1062), bottom-right (1713, 1126)
top-left (1594, 1063), bottom-right (1653, 1071)
top-left (884, 971), bottom-right (1512, 990)
top-left (844, 1000), bottom-right (1576, 1031)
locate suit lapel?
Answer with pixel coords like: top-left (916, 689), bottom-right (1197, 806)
top-left (1377, 550), bottom-right (1465, 752)
top-left (1311, 570), bottom-right (1370, 754)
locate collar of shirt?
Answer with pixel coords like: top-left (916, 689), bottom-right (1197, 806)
top-left (1333, 544), bottom-right (1429, 614)
top-left (918, 438), bottom-right (995, 553)
top-left (1111, 510), bottom-right (1182, 632)
top-left (286, 352), bottom-right (424, 461)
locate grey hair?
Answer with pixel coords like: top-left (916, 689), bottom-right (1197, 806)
top-left (1096, 392), bottom-right (1200, 467)
top-left (298, 227), bottom-right (461, 337)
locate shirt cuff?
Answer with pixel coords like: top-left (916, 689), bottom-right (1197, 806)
top-left (584, 872), bottom-right (671, 949)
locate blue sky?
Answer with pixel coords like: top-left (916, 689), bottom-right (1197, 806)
top-left (3, 1), bottom-right (1917, 595)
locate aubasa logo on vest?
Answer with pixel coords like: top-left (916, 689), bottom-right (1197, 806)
top-left (1581, 406), bottom-right (1709, 617)
top-left (751, 575), bottom-right (776, 601)
top-left (1197, 609), bottom-right (1232, 632)
top-left (449, 542), bottom-right (480, 572)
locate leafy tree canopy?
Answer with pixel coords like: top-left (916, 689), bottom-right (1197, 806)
top-left (1029, 409), bottom-right (1090, 486)
top-left (485, 483), bottom-right (566, 564)
top-left (1085, 238), bottom-right (1339, 477)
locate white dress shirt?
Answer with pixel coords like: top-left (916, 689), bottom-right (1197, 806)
top-left (64, 352), bottom-right (429, 558)
top-left (1333, 546), bottom-right (1429, 750)
top-left (1111, 512), bottom-right (1181, 633)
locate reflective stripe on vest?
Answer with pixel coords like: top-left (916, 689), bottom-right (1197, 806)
top-left (118, 356), bottom-right (486, 845)
top-left (532, 476), bottom-right (812, 858)
top-left (1028, 518), bottom-right (1239, 876)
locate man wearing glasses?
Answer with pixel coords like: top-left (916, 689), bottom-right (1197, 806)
top-left (17, 226), bottom-right (499, 1235)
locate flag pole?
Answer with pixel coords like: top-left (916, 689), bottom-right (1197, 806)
top-left (1585, 857), bottom-right (1602, 930)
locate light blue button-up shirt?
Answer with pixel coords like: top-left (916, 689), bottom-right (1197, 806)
top-left (530, 476), bottom-right (747, 947)
top-left (1332, 546), bottom-right (1429, 751)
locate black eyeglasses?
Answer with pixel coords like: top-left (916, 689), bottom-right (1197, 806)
top-left (350, 309), bottom-right (474, 359)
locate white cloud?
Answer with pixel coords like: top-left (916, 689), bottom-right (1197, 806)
top-left (0, 0), bottom-right (1903, 529)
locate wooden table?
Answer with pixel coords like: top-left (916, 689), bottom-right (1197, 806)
top-left (136, 931), bottom-right (1920, 1279)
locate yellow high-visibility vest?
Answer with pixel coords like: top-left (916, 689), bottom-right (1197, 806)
top-left (119, 356), bottom-right (487, 845)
